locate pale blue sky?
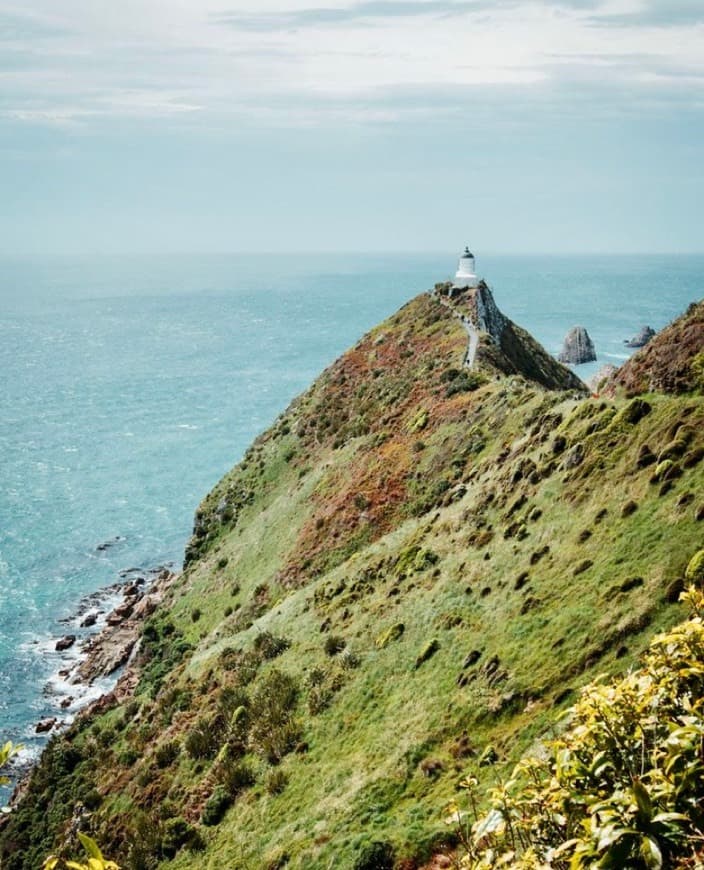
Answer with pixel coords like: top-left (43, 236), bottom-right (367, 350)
top-left (1, 0), bottom-right (702, 254)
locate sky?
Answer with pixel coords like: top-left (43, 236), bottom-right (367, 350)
top-left (0, 0), bottom-right (703, 254)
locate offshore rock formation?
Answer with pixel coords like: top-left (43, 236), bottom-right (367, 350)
top-left (558, 326), bottom-right (596, 365)
top-left (625, 325), bottom-right (656, 348)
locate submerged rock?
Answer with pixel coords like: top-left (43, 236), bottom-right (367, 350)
top-left (625, 325), bottom-right (656, 348)
top-left (558, 326), bottom-right (596, 365)
top-left (96, 535), bottom-right (125, 552)
top-left (55, 635), bottom-right (76, 652)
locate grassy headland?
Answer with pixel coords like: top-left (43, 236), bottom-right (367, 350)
top-left (2, 290), bottom-right (703, 870)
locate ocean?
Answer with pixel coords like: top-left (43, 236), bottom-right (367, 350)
top-left (0, 252), bottom-right (702, 789)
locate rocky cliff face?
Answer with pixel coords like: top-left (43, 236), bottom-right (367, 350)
top-left (473, 282), bottom-right (507, 339)
top-left (443, 283), bottom-right (587, 392)
top-left (558, 326), bottom-right (596, 365)
top-left (3, 293), bottom-right (703, 870)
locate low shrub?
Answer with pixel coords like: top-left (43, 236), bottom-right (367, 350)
top-left (340, 648), bottom-right (361, 670)
top-left (353, 840), bottom-right (395, 870)
top-left (185, 715), bottom-right (224, 760)
top-left (445, 370), bottom-right (486, 397)
top-left (323, 634), bottom-right (346, 657)
top-left (254, 631), bottom-right (291, 660)
top-left (155, 739), bottom-right (180, 769)
top-left (248, 669), bottom-right (302, 764)
top-left (201, 786), bottom-right (232, 826)
top-left (217, 757), bottom-right (255, 797)
top-left (118, 748), bottom-right (139, 767)
top-left (308, 684), bottom-right (334, 715)
top-left (161, 816), bottom-right (202, 858)
top-left (265, 768), bottom-right (289, 795)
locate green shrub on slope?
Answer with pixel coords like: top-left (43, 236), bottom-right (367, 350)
top-left (452, 585), bottom-right (704, 869)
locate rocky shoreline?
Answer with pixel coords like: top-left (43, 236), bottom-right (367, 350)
top-left (34, 565), bottom-right (178, 736)
top-left (2, 566), bottom-right (179, 804)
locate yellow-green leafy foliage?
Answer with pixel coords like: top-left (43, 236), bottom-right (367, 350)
top-left (408, 408), bottom-right (429, 433)
top-left (453, 587), bottom-right (704, 869)
top-left (685, 550), bottom-right (704, 584)
top-left (0, 741), bottom-right (19, 786)
top-left (43, 833), bottom-right (119, 870)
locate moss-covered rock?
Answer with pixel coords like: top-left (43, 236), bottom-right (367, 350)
top-left (376, 622), bottom-right (405, 649)
top-left (617, 398), bottom-right (652, 425)
top-left (414, 638), bottom-right (440, 669)
top-left (652, 459), bottom-right (683, 483)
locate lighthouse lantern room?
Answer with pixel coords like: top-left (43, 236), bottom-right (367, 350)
top-left (454, 246), bottom-right (479, 289)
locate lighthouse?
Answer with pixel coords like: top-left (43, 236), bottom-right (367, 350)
top-left (454, 246), bottom-right (479, 289)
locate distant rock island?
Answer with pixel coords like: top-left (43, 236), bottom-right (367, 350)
top-left (625, 325), bottom-right (656, 348)
top-left (558, 325), bottom-right (596, 364)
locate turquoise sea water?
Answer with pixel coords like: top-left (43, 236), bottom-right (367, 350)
top-left (1, 253), bottom-right (702, 782)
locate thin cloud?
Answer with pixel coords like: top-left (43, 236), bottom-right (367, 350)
top-left (0, 9), bottom-right (69, 41)
top-left (587, 0), bottom-right (704, 28)
top-left (214, 2), bottom-right (502, 31)
top-left (0, 0), bottom-right (702, 128)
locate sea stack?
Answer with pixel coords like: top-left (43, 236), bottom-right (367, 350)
top-left (558, 326), bottom-right (596, 365)
top-left (625, 326), bottom-right (656, 348)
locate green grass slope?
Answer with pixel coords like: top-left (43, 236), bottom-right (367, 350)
top-left (2, 292), bottom-right (703, 870)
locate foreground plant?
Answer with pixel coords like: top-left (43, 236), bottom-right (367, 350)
top-left (451, 586), bottom-right (704, 869)
top-left (43, 833), bottom-right (119, 870)
top-left (0, 741), bottom-right (19, 787)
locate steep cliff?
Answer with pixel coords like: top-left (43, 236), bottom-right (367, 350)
top-left (2, 292), bottom-right (703, 870)
top-left (439, 283), bottom-right (586, 391)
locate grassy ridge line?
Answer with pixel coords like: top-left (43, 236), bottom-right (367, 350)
top-left (1, 293), bottom-right (702, 870)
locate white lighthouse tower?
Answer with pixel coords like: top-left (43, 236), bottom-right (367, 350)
top-left (454, 246), bottom-right (479, 289)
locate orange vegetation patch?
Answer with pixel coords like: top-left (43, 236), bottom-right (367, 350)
top-left (280, 295), bottom-right (488, 581)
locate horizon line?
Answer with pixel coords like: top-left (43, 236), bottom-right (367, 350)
top-left (1, 249), bottom-right (704, 258)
